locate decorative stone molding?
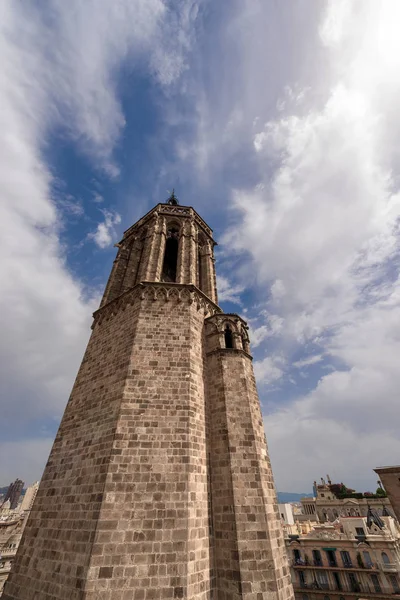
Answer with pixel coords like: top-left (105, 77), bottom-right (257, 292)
top-left (205, 346), bottom-right (253, 361)
top-left (122, 204), bottom-right (214, 243)
top-left (93, 281), bottom-right (222, 328)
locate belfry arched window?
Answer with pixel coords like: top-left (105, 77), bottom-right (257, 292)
top-left (224, 325), bottom-right (233, 349)
top-left (198, 249), bottom-right (203, 291)
top-left (162, 227), bottom-right (179, 282)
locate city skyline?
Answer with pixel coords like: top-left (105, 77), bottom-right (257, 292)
top-left (1, 1), bottom-right (400, 492)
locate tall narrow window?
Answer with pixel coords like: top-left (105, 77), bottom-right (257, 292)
top-left (162, 228), bottom-right (179, 282)
top-left (389, 575), bottom-right (400, 593)
top-left (340, 550), bottom-right (352, 568)
top-left (370, 574), bottom-right (382, 593)
top-left (224, 325), bottom-right (233, 349)
top-left (298, 571), bottom-right (306, 588)
top-left (326, 550), bottom-right (337, 567)
top-left (333, 572), bottom-right (342, 591)
top-left (312, 549), bottom-right (322, 566)
top-left (198, 249), bottom-right (203, 291)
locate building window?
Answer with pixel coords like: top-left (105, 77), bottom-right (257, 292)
top-left (363, 551), bottom-right (372, 568)
top-left (197, 250), bottom-right (203, 291)
top-left (381, 552), bottom-right (390, 565)
top-left (298, 571), bottom-right (306, 588)
top-left (333, 572), bottom-right (342, 591)
top-left (315, 571), bottom-right (329, 590)
top-left (313, 549), bottom-right (323, 567)
top-left (370, 574), bottom-right (382, 593)
top-left (323, 596), bottom-right (330, 600)
top-left (325, 549), bottom-right (337, 567)
top-left (355, 527), bottom-right (365, 536)
top-left (161, 228), bottom-right (179, 282)
top-left (293, 549), bottom-right (302, 564)
top-left (340, 550), bottom-right (352, 568)
top-left (347, 573), bottom-right (360, 593)
top-left (302, 595), bottom-right (309, 600)
top-left (224, 325), bottom-right (234, 349)
top-left (389, 575), bottom-right (400, 593)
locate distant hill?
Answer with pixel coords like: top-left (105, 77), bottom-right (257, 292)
top-left (277, 492), bottom-right (313, 503)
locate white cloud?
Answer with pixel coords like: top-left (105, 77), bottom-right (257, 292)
top-left (217, 274), bottom-right (244, 305)
top-left (253, 354), bottom-right (286, 386)
top-left (293, 355), bottom-right (324, 369)
top-left (89, 210), bottom-right (122, 249)
top-left (0, 0), bottom-right (200, 483)
top-left (189, 1), bottom-right (400, 489)
top-left (248, 313), bottom-right (284, 348)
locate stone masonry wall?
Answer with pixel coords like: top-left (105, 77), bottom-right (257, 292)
top-left (4, 286), bottom-right (216, 600)
top-left (3, 288), bottom-right (143, 600)
top-left (82, 290), bottom-right (212, 600)
top-left (205, 314), bottom-right (293, 600)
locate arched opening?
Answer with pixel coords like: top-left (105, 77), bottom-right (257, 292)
top-left (224, 325), bottom-right (233, 349)
top-left (162, 228), bottom-right (179, 282)
top-left (382, 552), bottom-right (390, 565)
top-left (363, 551), bottom-right (372, 568)
top-left (198, 249), bottom-right (203, 291)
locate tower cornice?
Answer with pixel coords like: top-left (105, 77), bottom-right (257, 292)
top-left (122, 203), bottom-right (215, 243)
top-left (93, 281), bottom-right (222, 328)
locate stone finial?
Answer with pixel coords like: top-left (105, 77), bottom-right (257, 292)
top-left (166, 188), bottom-right (179, 205)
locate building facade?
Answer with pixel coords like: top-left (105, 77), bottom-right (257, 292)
top-left (18, 483), bottom-right (38, 515)
top-left (0, 483), bottom-right (38, 596)
top-left (3, 197), bottom-right (293, 600)
top-left (301, 479), bottom-right (392, 524)
top-left (286, 514), bottom-right (400, 600)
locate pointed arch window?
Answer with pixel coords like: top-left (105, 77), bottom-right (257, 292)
top-left (162, 227), bottom-right (179, 282)
top-left (198, 249), bottom-right (203, 291)
top-left (224, 325), bottom-right (233, 349)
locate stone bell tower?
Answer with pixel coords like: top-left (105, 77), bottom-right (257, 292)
top-left (4, 195), bottom-right (293, 600)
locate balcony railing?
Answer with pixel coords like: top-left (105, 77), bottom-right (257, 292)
top-left (293, 582), bottom-right (400, 596)
top-left (290, 558), bottom-right (377, 571)
top-left (378, 562), bottom-right (399, 572)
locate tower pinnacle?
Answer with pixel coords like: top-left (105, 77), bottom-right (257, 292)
top-left (166, 188), bottom-right (179, 205)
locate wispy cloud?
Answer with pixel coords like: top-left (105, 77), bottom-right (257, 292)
top-left (217, 274), bottom-right (244, 305)
top-left (89, 210), bottom-right (121, 249)
top-left (186, 0), bottom-right (400, 489)
top-left (0, 0), bottom-right (201, 482)
top-left (293, 355), bottom-right (324, 369)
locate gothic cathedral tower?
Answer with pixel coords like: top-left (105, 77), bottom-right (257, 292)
top-left (4, 197), bottom-right (293, 600)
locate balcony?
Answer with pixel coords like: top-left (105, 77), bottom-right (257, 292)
top-left (378, 562), bottom-right (399, 572)
top-left (290, 558), bottom-right (377, 572)
top-left (293, 582), bottom-right (400, 597)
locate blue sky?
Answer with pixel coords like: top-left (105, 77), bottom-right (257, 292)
top-left (1, 0), bottom-right (400, 492)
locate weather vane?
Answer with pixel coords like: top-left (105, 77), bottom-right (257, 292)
top-left (166, 188), bottom-right (179, 205)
